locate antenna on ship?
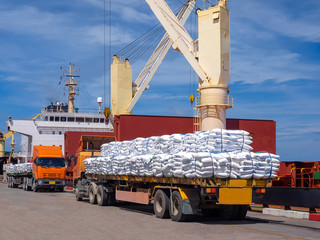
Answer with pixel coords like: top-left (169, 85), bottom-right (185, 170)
top-left (60, 63), bottom-right (80, 113)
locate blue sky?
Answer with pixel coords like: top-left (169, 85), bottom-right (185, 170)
top-left (0, 0), bottom-right (319, 161)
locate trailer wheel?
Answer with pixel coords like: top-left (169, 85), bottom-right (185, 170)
top-left (89, 184), bottom-right (97, 204)
top-left (7, 177), bottom-right (11, 188)
top-left (235, 205), bottom-right (248, 220)
top-left (23, 178), bottom-right (27, 191)
top-left (169, 191), bottom-right (187, 222)
top-left (97, 185), bottom-right (108, 206)
top-left (154, 189), bottom-right (170, 219)
top-left (26, 180), bottom-right (32, 191)
top-left (32, 181), bottom-right (38, 192)
top-left (107, 191), bottom-right (115, 206)
top-left (219, 205), bottom-right (238, 220)
top-left (10, 177), bottom-right (13, 188)
top-left (74, 187), bottom-right (82, 201)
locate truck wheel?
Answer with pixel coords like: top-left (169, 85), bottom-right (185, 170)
top-left (32, 182), bottom-right (38, 192)
top-left (97, 185), bottom-right (108, 206)
top-left (75, 188), bottom-right (82, 201)
top-left (7, 177), bottom-right (11, 188)
top-left (107, 191), bottom-right (115, 206)
top-left (89, 184), bottom-right (97, 204)
top-left (26, 180), bottom-right (32, 191)
top-left (219, 205), bottom-right (238, 220)
top-left (169, 191), bottom-right (187, 222)
top-left (235, 205), bottom-right (248, 220)
top-left (154, 190), bottom-right (170, 219)
top-left (23, 178), bottom-right (27, 191)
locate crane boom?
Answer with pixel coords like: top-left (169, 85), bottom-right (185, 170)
top-left (126, 0), bottom-right (196, 113)
top-left (145, 0), bottom-right (208, 83)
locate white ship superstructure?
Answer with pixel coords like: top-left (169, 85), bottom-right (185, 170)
top-left (7, 109), bottom-right (112, 162)
top-left (6, 63), bottom-right (112, 162)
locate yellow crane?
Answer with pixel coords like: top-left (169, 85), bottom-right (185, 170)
top-left (0, 131), bottom-right (15, 164)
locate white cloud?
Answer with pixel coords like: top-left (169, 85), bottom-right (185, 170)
top-left (230, 0), bottom-right (320, 43)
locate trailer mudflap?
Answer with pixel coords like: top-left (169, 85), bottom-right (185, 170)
top-left (219, 188), bottom-right (252, 205)
top-left (179, 189), bottom-right (200, 215)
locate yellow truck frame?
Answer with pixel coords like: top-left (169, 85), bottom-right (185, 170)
top-left (75, 172), bottom-right (271, 222)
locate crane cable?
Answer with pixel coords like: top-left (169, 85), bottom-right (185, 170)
top-left (104, 0), bottom-right (106, 108)
top-left (115, 4), bottom-right (185, 65)
top-left (108, 0), bottom-right (112, 108)
top-left (104, 0), bottom-right (112, 108)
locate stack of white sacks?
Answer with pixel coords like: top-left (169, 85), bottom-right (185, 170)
top-left (84, 129), bottom-right (279, 179)
top-left (6, 163), bottom-right (32, 174)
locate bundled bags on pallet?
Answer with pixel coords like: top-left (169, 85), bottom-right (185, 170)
top-left (6, 163), bottom-right (32, 174)
top-left (84, 151), bottom-right (279, 179)
top-left (101, 129), bottom-right (253, 157)
top-left (85, 129), bottom-right (279, 179)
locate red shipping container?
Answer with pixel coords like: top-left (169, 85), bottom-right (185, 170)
top-left (113, 115), bottom-right (276, 153)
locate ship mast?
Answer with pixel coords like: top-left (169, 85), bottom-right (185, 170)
top-left (60, 63), bottom-right (80, 113)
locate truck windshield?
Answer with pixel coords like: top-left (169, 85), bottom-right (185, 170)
top-left (38, 157), bottom-right (65, 168)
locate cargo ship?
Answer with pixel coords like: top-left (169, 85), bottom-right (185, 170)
top-left (5, 63), bottom-right (113, 163)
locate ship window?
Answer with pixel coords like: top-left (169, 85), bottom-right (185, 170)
top-left (52, 131), bottom-right (55, 135)
top-left (76, 117), bottom-right (84, 122)
top-left (44, 116), bottom-right (48, 121)
top-left (39, 131), bottom-right (42, 134)
top-left (55, 117), bottom-right (59, 121)
top-left (59, 131), bottom-right (62, 135)
top-left (50, 116), bottom-right (54, 121)
top-left (94, 118), bottom-right (99, 123)
top-left (100, 118), bottom-right (104, 123)
top-left (67, 117), bottom-right (75, 122)
top-left (61, 117), bottom-right (66, 122)
top-left (85, 118), bottom-right (93, 123)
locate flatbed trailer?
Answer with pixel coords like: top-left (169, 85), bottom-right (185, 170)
top-left (75, 174), bottom-right (271, 222)
top-left (7, 172), bottom-right (65, 191)
top-left (7, 172), bottom-right (33, 191)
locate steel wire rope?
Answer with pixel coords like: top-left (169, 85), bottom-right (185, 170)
top-left (49, 82), bottom-right (64, 105)
top-left (122, 25), bottom-right (164, 61)
top-left (108, 0), bottom-right (112, 108)
top-left (125, 25), bottom-right (165, 62)
top-left (104, 0), bottom-right (106, 108)
top-left (129, 27), bottom-right (167, 64)
top-left (78, 81), bottom-right (97, 111)
top-left (116, 23), bottom-right (162, 57)
top-left (115, 5), bottom-right (183, 63)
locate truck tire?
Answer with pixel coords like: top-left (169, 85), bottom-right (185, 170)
top-left (219, 205), bottom-right (238, 220)
top-left (89, 184), bottom-right (97, 204)
top-left (75, 188), bottom-right (82, 201)
top-left (7, 177), bottom-right (11, 188)
top-left (32, 182), bottom-right (38, 192)
top-left (97, 185), bottom-right (108, 206)
top-left (107, 191), bottom-right (115, 206)
top-left (235, 205), bottom-right (248, 220)
top-left (23, 178), bottom-right (27, 191)
top-left (26, 180), bottom-right (32, 191)
top-left (154, 189), bottom-right (170, 219)
top-left (169, 191), bottom-right (187, 222)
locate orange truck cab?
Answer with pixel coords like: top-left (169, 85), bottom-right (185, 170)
top-left (32, 146), bottom-right (66, 192)
top-left (73, 136), bottom-right (115, 186)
